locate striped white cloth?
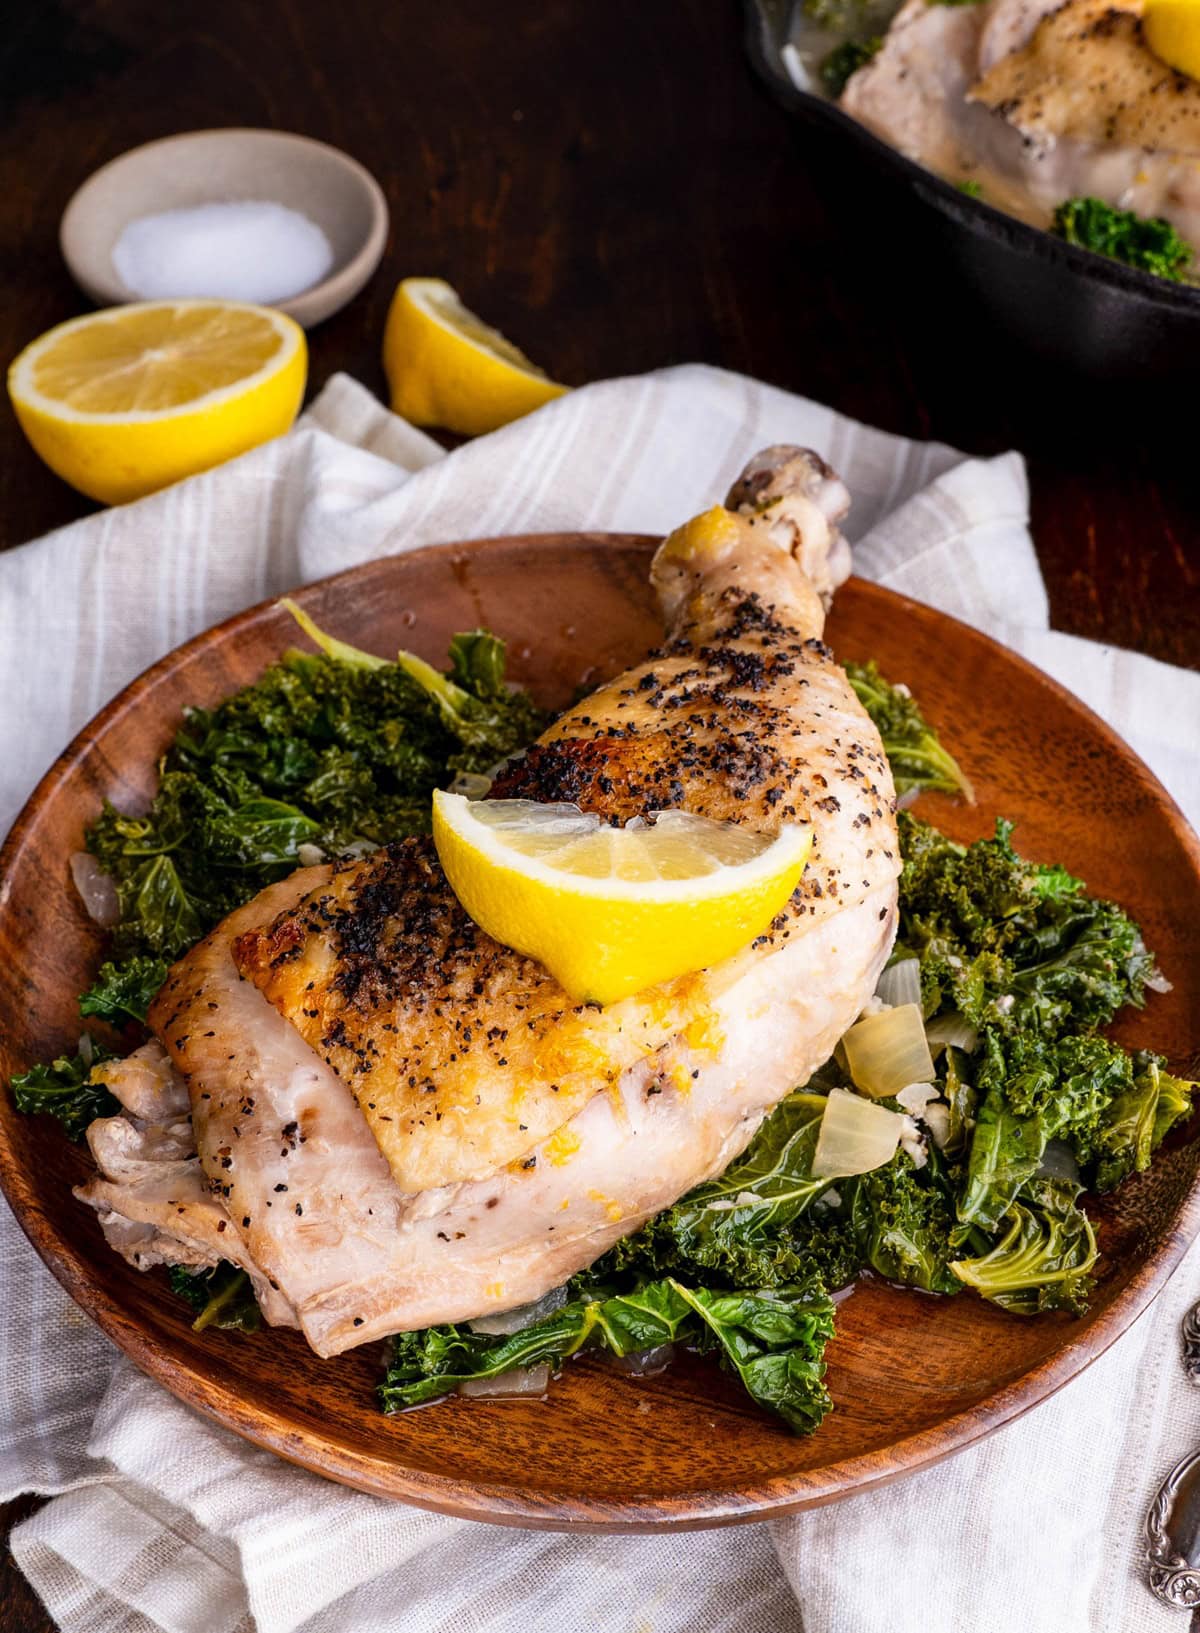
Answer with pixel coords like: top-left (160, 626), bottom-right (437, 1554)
top-left (2, 365), bottom-right (1199, 1633)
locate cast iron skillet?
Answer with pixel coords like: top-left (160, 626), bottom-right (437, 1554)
top-left (745, 0), bottom-right (1200, 379)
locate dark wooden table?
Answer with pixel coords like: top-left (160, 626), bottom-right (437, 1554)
top-left (2, 2), bottom-right (1197, 1628)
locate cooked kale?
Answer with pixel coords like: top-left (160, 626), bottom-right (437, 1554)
top-left (1053, 197), bottom-right (1192, 283)
top-left (897, 815), bottom-right (1153, 1036)
top-left (380, 1277), bottom-right (835, 1433)
top-left (596, 1092), bottom-right (834, 1287)
top-left (950, 1177), bottom-right (1097, 1314)
top-left (844, 662), bottom-right (973, 800)
top-left (845, 1148), bottom-right (963, 1294)
top-left (79, 954), bottom-right (171, 1027)
top-left (9, 1041), bottom-right (117, 1140)
top-left (10, 610), bottom-right (1194, 1433)
top-left (81, 617), bottom-right (546, 1019)
top-left (167, 1263), bottom-right (262, 1332)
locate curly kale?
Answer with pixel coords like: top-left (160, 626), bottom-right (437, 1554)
top-left (846, 1148), bottom-right (964, 1294)
top-left (844, 662), bottom-right (973, 801)
top-left (79, 954), bottom-right (172, 1027)
top-left (9, 1041), bottom-right (117, 1140)
top-left (77, 618), bottom-right (547, 1022)
top-left (897, 815), bottom-right (1153, 1036)
top-left (1053, 198), bottom-right (1192, 283)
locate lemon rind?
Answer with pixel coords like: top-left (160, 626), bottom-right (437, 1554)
top-left (399, 277), bottom-right (553, 381)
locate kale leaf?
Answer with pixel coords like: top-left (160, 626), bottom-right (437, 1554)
top-left (380, 1277), bottom-right (835, 1434)
top-left (78, 954), bottom-right (171, 1026)
top-left (950, 1177), bottom-right (1098, 1314)
top-left (10, 1042), bottom-right (118, 1140)
top-left (1090, 1052), bottom-right (1197, 1193)
top-left (168, 1263), bottom-right (262, 1332)
top-left (844, 661), bottom-right (974, 801)
top-left (958, 1028), bottom-right (1194, 1227)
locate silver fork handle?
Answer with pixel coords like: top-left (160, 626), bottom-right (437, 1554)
top-left (1147, 1452), bottom-right (1200, 1609)
top-left (1182, 1299), bottom-right (1200, 1385)
top-left (1145, 1301), bottom-right (1200, 1608)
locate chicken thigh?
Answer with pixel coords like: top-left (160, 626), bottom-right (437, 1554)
top-left (80, 447), bottom-right (900, 1357)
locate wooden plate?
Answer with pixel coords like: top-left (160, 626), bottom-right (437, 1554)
top-left (2, 534), bottom-right (1199, 1532)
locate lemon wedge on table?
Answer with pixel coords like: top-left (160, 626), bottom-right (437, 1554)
top-left (7, 300), bottom-right (306, 506)
top-left (1144, 0), bottom-right (1200, 80)
top-left (432, 793), bottom-right (812, 1005)
top-left (383, 277), bottom-right (566, 437)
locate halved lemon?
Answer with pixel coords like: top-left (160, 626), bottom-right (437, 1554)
top-left (432, 793), bottom-right (812, 1005)
top-left (1144, 0), bottom-right (1200, 80)
top-left (382, 277), bottom-right (566, 437)
top-left (8, 300), bottom-right (306, 505)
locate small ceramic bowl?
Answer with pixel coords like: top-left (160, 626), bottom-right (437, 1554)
top-left (60, 129), bottom-right (389, 329)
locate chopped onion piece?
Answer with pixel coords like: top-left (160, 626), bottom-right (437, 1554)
top-left (922, 1103), bottom-right (952, 1150)
top-left (469, 1283), bottom-right (569, 1336)
top-left (449, 771), bottom-right (493, 800)
top-left (296, 842), bottom-right (326, 867)
top-left (899, 1114), bottom-right (928, 1169)
top-left (459, 1364), bottom-right (550, 1399)
top-left (812, 1088), bottom-right (904, 1179)
top-left (923, 1012), bottom-right (979, 1056)
top-left (895, 1082), bottom-right (940, 1114)
top-left (1146, 968), bottom-right (1173, 995)
top-left (705, 1190), bottom-right (766, 1212)
top-left (842, 1004), bottom-right (935, 1099)
top-left (875, 957), bottom-right (921, 1011)
top-left (611, 1343), bottom-right (675, 1377)
top-left (70, 851), bottom-right (120, 927)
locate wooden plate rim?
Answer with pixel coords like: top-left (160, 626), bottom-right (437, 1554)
top-left (2, 532), bottom-right (1199, 1531)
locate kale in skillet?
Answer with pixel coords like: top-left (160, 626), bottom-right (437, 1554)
top-left (1053, 198), bottom-right (1192, 283)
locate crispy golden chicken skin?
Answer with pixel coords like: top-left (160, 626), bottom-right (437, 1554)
top-left (229, 452), bottom-right (897, 1198)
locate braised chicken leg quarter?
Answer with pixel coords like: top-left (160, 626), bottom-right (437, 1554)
top-left (77, 447), bottom-right (901, 1357)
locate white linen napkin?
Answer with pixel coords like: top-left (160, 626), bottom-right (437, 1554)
top-left (2, 364), bottom-right (1198, 1633)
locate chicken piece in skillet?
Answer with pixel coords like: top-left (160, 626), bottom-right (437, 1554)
top-left (79, 446), bottom-right (901, 1357)
top-left (842, 0), bottom-right (1200, 253)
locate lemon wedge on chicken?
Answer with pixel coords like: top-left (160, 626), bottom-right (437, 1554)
top-left (383, 277), bottom-right (566, 436)
top-left (1143, 0), bottom-right (1200, 82)
top-left (432, 792), bottom-right (812, 1004)
top-left (8, 300), bottom-right (306, 505)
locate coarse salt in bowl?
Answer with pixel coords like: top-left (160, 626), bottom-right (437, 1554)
top-left (60, 129), bottom-right (389, 329)
top-left (111, 201), bottom-right (336, 307)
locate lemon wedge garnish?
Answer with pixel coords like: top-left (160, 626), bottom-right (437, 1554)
top-left (1143, 0), bottom-right (1200, 80)
top-left (382, 277), bottom-right (566, 437)
top-left (7, 300), bottom-right (306, 505)
top-left (432, 793), bottom-right (812, 1005)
